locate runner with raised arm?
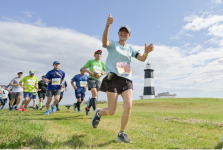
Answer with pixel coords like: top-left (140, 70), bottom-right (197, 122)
top-left (91, 14), bottom-right (154, 143)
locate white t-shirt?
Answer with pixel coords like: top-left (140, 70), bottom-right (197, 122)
top-left (2, 90), bottom-right (9, 99)
top-left (9, 77), bottom-right (23, 92)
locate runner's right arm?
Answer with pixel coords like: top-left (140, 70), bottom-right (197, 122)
top-left (82, 67), bottom-right (95, 77)
top-left (9, 79), bottom-right (19, 87)
top-left (71, 76), bottom-right (77, 90)
top-left (102, 14), bottom-right (114, 48)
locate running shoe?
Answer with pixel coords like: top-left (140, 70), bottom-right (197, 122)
top-left (15, 106), bottom-right (18, 110)
top-left (91, 108), bottom-right (101, 128)
top-left (57, 108), bottom-right (60, 111)
top-left (22, 108), bottom-right (27, 112)
top-left (18, 106), bottom-right (23, 111)
top-left (78, 110), bottom-right (81, 113)
top-left (9, 108), bottom-right (12, 111)
top-left (33, 107), bottom-right (36, 110)
top-left (45, 110), bottom-right (50, 115)
top-left (73, 103), bottom-right (77, 111)
top-left (51, 105), bottom-right (56, 113)
top-left (40, 108), bottom-right (42, 110)
top-left (116, 132), bottom-right (132, 144)
top-left (85, 107), bottom-right (90, 116)
top-left (36, 105), bottom-right (39, 110)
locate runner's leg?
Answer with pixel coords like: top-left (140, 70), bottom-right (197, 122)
top-left (120, 89), bottom-right (132, 132)
top-left (46, 97), bottom-right (52, 110)
top-left (99, 92), bottom-right (118, 116)
top-left (16, 95), bottom-right (22, 107)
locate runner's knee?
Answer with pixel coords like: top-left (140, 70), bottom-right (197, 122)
top-left (123, 103), bottom-right (132, 111)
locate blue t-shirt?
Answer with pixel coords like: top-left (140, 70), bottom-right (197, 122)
top-left (71, 74), bottom-right (88, 92)
top-left (45, 69), bottom-right (65, 90)
top-left (103, 40), bottom-right (138, 80)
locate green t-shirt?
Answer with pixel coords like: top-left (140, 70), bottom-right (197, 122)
top-left (21, 76), bottom-right (38, 92)
top-left (84, 59), bottom-right (106, 81)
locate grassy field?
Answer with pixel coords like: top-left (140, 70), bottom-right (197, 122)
top-left (0, 98), bottom-right (223, 149)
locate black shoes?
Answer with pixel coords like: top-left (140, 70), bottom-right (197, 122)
top-left (85, 107), bottom-right (90, 116)
top-left (91, 108), bottom-right (101, 128)
top-left (116, 132), bottom-right (132, 144)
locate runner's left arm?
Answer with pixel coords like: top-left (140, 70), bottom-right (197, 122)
top-left (137, 43), bottom-right (154, 62)
top-left (65, 81), bottom-right (68, 91)
top-left (60, 72), bottom-right (65, 87)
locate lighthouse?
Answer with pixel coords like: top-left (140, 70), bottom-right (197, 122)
top-left (142, 61), bottom-right (155, 99)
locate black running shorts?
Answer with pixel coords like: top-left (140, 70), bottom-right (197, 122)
top-left (38, 92), bottom-right (46, 99)
top-left (99, 74), bottom-right (133, 94)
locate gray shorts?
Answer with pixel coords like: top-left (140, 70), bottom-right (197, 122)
top-left (46, 90), bottom-right (61, 97)
top-left (87, 78), bottom-right (101, 91)
top-left (11, 92), bottom-right (23, 99)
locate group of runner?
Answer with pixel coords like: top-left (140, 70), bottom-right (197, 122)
top-left (0, 14), bottom-right (154, 143)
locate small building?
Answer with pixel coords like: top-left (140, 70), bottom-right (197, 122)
top-left (155, 92), bottom-right (177, 98)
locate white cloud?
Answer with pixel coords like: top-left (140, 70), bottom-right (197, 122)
top-left (22, 11), bottom-right (32, 18)
top-left (211, 0), bottom-right (223, 3)
top-left (184, 33), bottom-right (194, 37)
top-left (183, 15), bottom-right (223, 31)
top-left (34, 19), bottom-right (46, 26)
top-left (189, 45), bottom-right (202, 54)
top-left (1, 17), bottom-right (14, 22)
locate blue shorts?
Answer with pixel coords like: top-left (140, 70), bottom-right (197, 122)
top-left (32, 94), bottom-right (37, 99)
top-left (23, 92), bottom-right (33, 99)
top-left (75, 90), bottom-right (85, 101)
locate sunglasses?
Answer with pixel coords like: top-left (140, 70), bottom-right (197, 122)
top-left (96, 53), bottom-right (101, 55)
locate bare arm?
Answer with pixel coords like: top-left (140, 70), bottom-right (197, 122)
top-left (102, 14), bottom-right (114, 48)
top-left (137, 43), bottom-right (154, 62)
top-left (35, 84), bottom-right (38, 90)
top-left (9, 83), bottom-right (18, 87)
top-left (71, 80), bottom-right (77, 90)
top-left (82, 67), bottom-right (95, 77)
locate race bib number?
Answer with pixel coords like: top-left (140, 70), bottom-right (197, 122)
top-left (27, 79), bottom-right (35, 85)
top-left (61, 88), bottom-right (64, 92)
top-left (80, 81), bottom-right (87, 87)
top-left (93, 66), bottom-right (102, 74)
top-left (116, 62), bottom-right (132, 78)
top-left (52, 78), bottom-right (61, 85)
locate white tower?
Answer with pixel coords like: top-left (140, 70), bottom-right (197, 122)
top-left (143, 61), bottom-right (155, 99)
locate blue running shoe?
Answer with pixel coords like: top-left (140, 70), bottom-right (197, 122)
top-left (78, 110), bottom-right (81, 113)
top-left (45, 110), bottom-right (50, 115)
top-left (51, 105), bottom-right (56, 113)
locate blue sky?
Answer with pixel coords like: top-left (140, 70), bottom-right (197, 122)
top-left (1, 0), bottom-right (223, 107)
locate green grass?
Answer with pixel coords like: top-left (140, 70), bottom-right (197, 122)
top-left (0, 98), bottom-right (223, 149)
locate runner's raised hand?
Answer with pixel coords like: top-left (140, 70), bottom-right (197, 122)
top-left (107, 14), bottom-right (114, 25)
top-left (145, 43), bottom-right (154, 53)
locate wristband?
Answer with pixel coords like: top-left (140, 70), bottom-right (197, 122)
top-left (143, 53), bottom-right (148, 57)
